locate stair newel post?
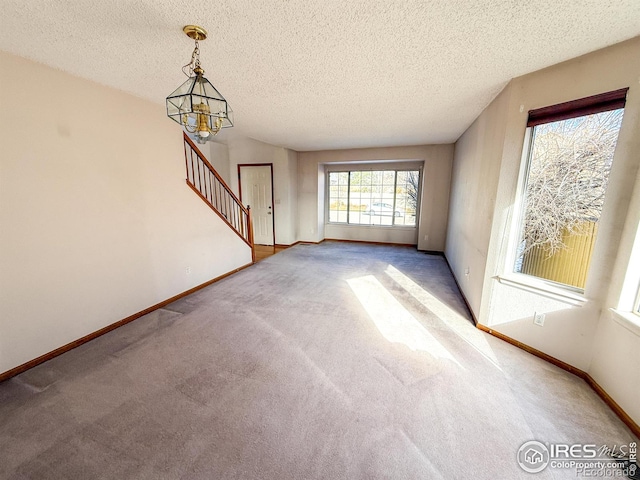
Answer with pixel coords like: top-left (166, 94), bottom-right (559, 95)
top-left (247, 206), bottom-right (256, 263)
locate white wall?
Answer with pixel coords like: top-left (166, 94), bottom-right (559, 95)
top-left (297, 145), bottom-right (453, 249)
top-left (207, 141), bottom-right (231, 185)
top-left (227, 136), bottom-right (298, 245)
top-left (589, 97), bottom-right (640, 424)
top-left (446, 85), bottom-right (511, 315)
top-left (445, 37), bottom-right (640, 422)
top-left (0, 51), bottom-right (252, 374)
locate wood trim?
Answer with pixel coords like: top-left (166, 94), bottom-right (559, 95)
top-left (476, 324), bottom-right (584, 376)
top-left (583, 374), bottom-right (640, 439)
top-left (324, 238), bottom-right (417, 248)
top-left (441, 253), bottom-right (639, 436)
top-left (237, 163), bottom-right (276, 246)
top-left (184, 134), bottom-right (248, 215)
top-left (288, 240), bottom-right (324, 246)
top-left (476, 324), bottom-right (640, 438)
top-left (527, 88), bottom-right (628, 127)
top-left (0, 262), bottom-right (254, 384)
top-left (420, 250), bottom-right (445, 256)
top-left (237, 163), bottom-right (275, 203)
top-left (442, 255), bottom-right (478, 325)
top-left (247, 206), bottom-right (256, 263)
top-left (186, 181), bottom-right (252, 248)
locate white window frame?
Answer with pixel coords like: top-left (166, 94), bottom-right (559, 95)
top-left (503, 92), bottom-right (627, 300)
top-left (509, 124), bottom-right (589, 295)
top-left (325, 167), bottom-right (422, 229)
top-left (499, 129), bottom-right (589, 305)
top-left (611, 220), bottom-right (640, 328)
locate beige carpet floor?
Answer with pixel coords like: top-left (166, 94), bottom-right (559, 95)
top-left (0, 241), bottom-right (636, 479)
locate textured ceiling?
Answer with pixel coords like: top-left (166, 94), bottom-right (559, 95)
top-left (1, 1), bottom-right (639, 151)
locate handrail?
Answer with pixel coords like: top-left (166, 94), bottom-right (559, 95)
top-left (183, 133), bottom-right (253, 248)
top-left (184, 135), bottom-right (247, 214)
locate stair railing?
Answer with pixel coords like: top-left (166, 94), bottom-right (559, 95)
top-left (183, 133), bottom-right (254, 253)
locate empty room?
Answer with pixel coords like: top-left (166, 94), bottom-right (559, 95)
top-left (1, 1), bottom-right (639, 479)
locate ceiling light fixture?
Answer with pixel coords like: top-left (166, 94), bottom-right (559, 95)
top-left (166, 25), bottom-right (233, 143)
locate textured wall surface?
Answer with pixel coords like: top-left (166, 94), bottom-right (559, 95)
top-left (446, 37), bottom-right (640, 422)
top-left (227, 137), bottom-right (298, 245)
top-left (445, 84), bottom-right (512, 315)
top-left (0, 52), bottom-right (252, 374)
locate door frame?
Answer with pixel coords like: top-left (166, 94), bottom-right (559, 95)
top-left (238, 163), bottom-right (276, 246)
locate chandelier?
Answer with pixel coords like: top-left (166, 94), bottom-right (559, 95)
top-left (166, 25), bottom-right (233, 143)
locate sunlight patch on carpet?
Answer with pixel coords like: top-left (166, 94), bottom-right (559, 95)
top-left (347, 275), bottom-right (459, 366)
top-left (384, 264), bottom-right (501, 369)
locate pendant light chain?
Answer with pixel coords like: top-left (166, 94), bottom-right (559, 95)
top-left (182, 41), bottom-right (202, 78)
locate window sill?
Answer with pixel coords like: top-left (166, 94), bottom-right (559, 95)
top-left (610, 309), bottom-right (640, 337)
top-left (326, 222), bottom-right (417, 230)
top-left (496, 274), bottom-right (587, 306)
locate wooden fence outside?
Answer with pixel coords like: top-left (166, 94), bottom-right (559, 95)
top-left (520, 221), bottom-right (598, 289)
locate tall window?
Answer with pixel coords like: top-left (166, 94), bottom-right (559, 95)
top-left (328, 170), bottom-right (420, 227)
top-left (514, 89), bottom-right (627, 290)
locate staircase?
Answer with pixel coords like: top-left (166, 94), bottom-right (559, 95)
top-left (183, 133), bottom-right (254, 259)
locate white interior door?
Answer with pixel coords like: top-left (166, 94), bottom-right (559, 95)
top-left (240, 165), bottom-right (274, 246)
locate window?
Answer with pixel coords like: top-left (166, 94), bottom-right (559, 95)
top-left (328, 170), bottom-right (420, 227)
top-left (612, 218), bottom-right (640, 321)
top-left (513, 89), bottom-right (628, 291)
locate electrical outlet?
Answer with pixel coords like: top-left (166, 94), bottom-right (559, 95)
top-left (186, 266), bottom-right (191, 275)
top-left (534, 312), bottom-right (545, 326)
